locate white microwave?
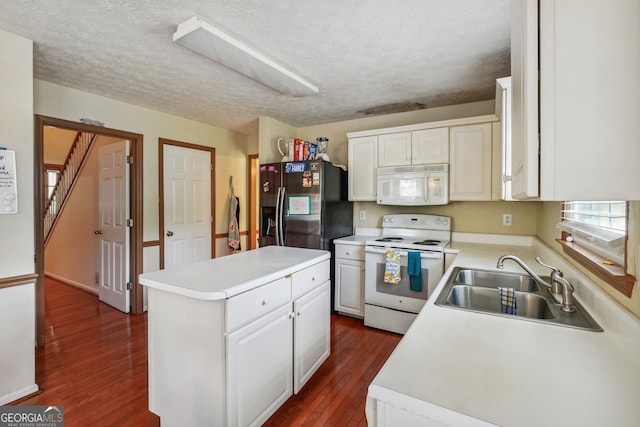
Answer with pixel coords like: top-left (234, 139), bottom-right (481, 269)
top-left (376, 164), bottom-right (449, 206)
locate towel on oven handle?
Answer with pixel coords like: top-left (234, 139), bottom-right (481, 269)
top-left (384, 248), bottom-right (401, 284)
top-left (408, 251), bottom-right (422, 292)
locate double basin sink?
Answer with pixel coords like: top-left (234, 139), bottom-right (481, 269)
top-left (435, 267), bottom-right (602, 331)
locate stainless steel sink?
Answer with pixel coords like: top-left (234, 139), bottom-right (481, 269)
top-left (435, 267), bottom-right (603, 331)
top-left (446, 285), bottom-right (554, 319)
top-left (454, 269), bottom-right (540, 292)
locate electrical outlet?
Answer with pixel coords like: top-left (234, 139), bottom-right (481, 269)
top-left (502, 213), bottom-right (512, 227)
top-left (359, 210), bottom-right (366, 220)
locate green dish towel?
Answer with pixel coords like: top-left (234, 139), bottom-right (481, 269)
top-left (408, 252), bottom-right (422, 292)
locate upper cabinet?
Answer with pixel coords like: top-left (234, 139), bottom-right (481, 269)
top-left (377, 128), bottom-right (449, 167)
top-left (449, 123), bottom-right (493, 201)
top-left (348, 136), bottom-right (378, 201)
top-left (347, 115), bottom-right (499, 202)
top-left (512, 0), bottom-right (640, 200)
top-left (378, 132), bottom-right (411, 166)
top-left (411, 128), bottom-right (449, 165)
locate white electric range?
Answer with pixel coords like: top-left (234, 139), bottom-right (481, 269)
top-left (364, 214), bottom-right (451, 334)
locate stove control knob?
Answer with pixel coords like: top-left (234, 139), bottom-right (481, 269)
top-left (443, 218), bottom-right (450, 226)
top-left (435, 218), bottom-right (441, 225)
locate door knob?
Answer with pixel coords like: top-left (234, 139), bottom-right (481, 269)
top-left (94, 230), bottom-right (102, 235)
top-left (166, 230), bottom-right (174, 237)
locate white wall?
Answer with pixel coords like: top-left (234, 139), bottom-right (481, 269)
top-left (0, 29), bottom-right (37, 405)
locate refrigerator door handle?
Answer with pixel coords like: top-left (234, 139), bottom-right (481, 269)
top-left (275, 187), bottom-right (282, 246)
top-left (278, 186), bottom-right (286, 246)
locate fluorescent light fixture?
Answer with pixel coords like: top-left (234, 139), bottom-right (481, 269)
top-left (173, 16), bottom-right (319, 97)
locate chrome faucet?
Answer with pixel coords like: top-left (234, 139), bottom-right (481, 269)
top-left (496, 255), bottom-right (576, 313)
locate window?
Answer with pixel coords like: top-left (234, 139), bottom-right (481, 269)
top-left (558, 201), bottom-right (635, 297)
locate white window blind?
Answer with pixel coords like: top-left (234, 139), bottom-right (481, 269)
top-left (559, 201), bottom-right (627, 265)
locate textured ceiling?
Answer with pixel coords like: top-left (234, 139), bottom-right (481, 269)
top-left (0, 0), bottom-right (510, 135)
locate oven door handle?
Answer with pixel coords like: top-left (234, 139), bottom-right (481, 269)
top-left (365, 246), bottom-right (442, 259)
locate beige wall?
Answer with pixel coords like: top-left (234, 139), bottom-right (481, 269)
top-left (0, 28), bottom-right (37, 405)
top-left (537, 201), bottom-right (640, 317)
top-left (34, 80), bottom-right (252, 268)
top-left (45, 136), bottom-right (121, 292)
top-left (353, 200), bottom-right (538, 235)
top-left (0, 30), bottom-right (34, 278)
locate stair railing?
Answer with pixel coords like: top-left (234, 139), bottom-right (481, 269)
top-left (44, 131), bottom-right (97, 244)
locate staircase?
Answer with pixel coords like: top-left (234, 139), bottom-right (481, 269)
top-left (44, 131), bottom-right (97, 244)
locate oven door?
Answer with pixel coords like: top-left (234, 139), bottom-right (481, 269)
top-left (364, 246), bottom-right (444, 313)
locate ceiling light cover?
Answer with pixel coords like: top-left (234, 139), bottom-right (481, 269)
top-left (173, 16), bottom-right (319, 97)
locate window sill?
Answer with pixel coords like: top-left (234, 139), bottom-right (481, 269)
top-left (557, 239), bottom-right (636, 297)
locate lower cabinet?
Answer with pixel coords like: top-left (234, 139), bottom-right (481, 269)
top-left (227, 303), bottom-right (294, 427)
top-left (334, 243), bottom-right (365, 318)
top-left (293, 281), bottom-right (331, 393)
top-left (146, 258), bottom-right (331, 427)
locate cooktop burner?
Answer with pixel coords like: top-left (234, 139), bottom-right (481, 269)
top-left (412, 239), bottom-right (442, 246)
top-left (375, 237), bottom-right (404, 242)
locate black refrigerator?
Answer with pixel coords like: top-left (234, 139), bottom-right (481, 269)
top-left (259, 160), bottom-right (353, 251)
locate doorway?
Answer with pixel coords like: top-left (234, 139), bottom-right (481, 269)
top-left (34, 115), bottom-right (144, 347)
top-left (248, 154), bottom-right (259, 250)
top-left (159, 138), bottom-right (215, 269)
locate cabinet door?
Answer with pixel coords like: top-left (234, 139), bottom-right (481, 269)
top-left (449, 123), bottom-right (493, 201)
top-left (335, 258), bottom-right (364, 317)
top-left (539, 0), bottom-right (640, 200)
top-left (227, 303), bottom-right (293, 427)
top-left (411, 127), bottom-right (449, 164)
top-left (348, 136), bottom-right (378, 201)
top-left (511, 0), bottom-right (539, 199)
top-left (377, 132), bottom-right (412, 166)
top-left (293, 281), bottom-right (330, 394)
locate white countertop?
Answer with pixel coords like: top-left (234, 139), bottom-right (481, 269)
top-left (367, 239), bottom-right (640, 427)
top-left (139, 246), bottom-right (329, 300)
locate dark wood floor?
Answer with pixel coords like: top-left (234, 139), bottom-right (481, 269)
top-left (13, 278), bottom-right (401, 426)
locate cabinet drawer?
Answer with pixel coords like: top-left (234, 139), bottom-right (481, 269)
top-left (335, 244), bottom-right (364, 261)
top-left (226, 277), bottom-right (291, 333)
top-left (291, 260), bottom-right (330, 299)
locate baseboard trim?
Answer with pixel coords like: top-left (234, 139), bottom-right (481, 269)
top-left (44, 273), bottom-right (98, 295)
top-left (0, 384), bottom-right (39, 405)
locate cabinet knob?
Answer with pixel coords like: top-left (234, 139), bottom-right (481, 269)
top-left (346, 251), bottom-right (351, 255)
top-left (297, 311), bottom-right (302, 316)
top-left (311, 276), bottom-right (315, 282)
top-left (261, 299), bottom-right (268, 306)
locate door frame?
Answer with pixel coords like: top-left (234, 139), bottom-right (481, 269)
top-left (34, 115), bottom-right (144, 346)
top-left (159, 138), bottom-right (216, 269)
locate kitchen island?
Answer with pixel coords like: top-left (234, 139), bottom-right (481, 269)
top-left (139, 246), bottom-right (331, 427)
top-left (366, 237), bottom-right (640, 426)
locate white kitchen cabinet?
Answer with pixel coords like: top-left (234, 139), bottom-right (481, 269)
top-left (227, 303), bottom-right (294, 427)
top-left (511, 0), bottom-right (539, 199)
top-left (141, 247), bottom-right (330, 427)
top-left (348, 136), bottom-right (378, 201)
top-left (334, 243), bottom-right (365, 318)
top-left (449, 123), bottom-right (493, 201)
top-left (378, 128), bottom-right (449, 167)
top-left (378, 132), bottom-right (412, 166)
top-left (411, 127), bottom-right (449, 164)
top-left (513, 0), bottom-right (640, 200)
top-left (293, 281), bottom-right (331, 393)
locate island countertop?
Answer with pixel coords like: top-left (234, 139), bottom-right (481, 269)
top-left (139, 246), bottom-right (330, 300)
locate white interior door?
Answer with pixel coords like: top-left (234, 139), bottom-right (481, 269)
top-left (98, 140), bottom-right (130, 313)
top-left (163, 144), bottom-right (212, 269)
